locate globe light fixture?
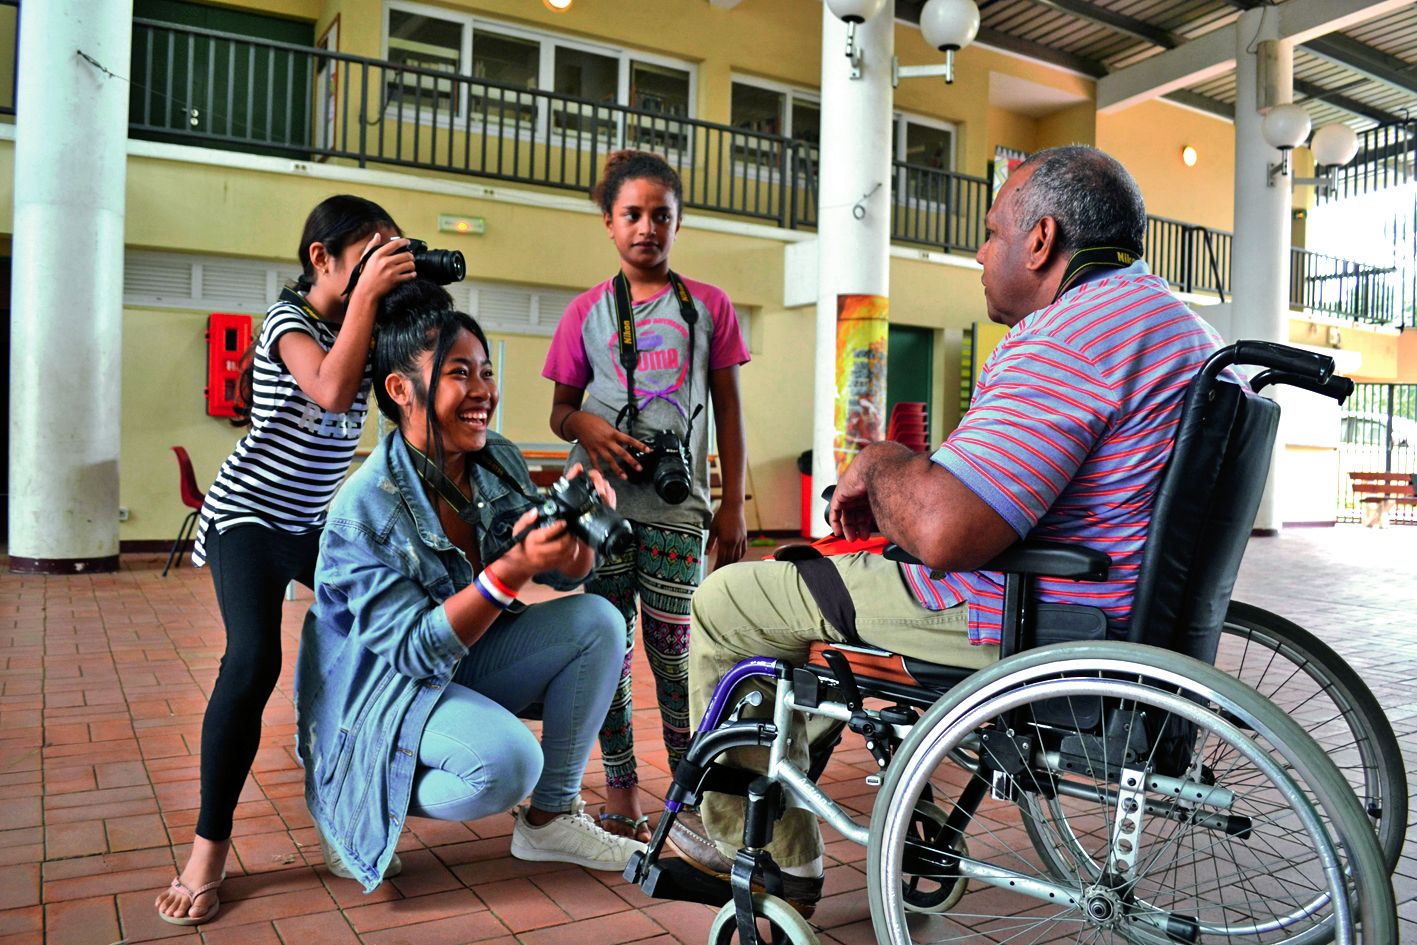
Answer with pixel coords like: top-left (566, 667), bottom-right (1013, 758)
top-left (916, 0), bottom-right (981, 84)
top-left (542, 0), bottom-right (573, 11)
top-left (826, 0), bottom-right (888, 78)
top-left (1261, 103), bottom-right (1311, 186)
top-left (1181, 145), bottom-right (1198, 167)
top-left (826, 0), bottom-right (979, 85)
top-left (1294, 122), bottom-right (1361, 197)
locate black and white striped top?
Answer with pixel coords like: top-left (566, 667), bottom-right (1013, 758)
top-left (192, 288), bottom-right (372, 566)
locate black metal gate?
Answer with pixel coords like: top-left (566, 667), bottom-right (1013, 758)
top-left (1337, 383), bottom-right (1417, 524)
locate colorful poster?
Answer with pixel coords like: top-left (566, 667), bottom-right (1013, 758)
top-left (834, 294), bottom-right (888, 475)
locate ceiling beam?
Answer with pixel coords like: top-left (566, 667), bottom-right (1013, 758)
top-left (1302, 34), bottom-right (1417, 98)
top-left (1162, 90), bottom-right (1234, 120)
top-left (1097, 0), bottom-right (1411, 113)
top-left (1294, 77), bottom-right (1402, 124)
top-left (1028, 0), bottom-right (1180, 49)
top-left (975, 26), bottom-right (1107, 78)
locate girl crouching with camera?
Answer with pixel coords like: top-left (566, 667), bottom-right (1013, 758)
top-left (295, 283), bottom-right (645, 892)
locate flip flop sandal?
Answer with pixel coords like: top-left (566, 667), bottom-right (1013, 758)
top-left (157, 875), bottom-right (222, 926)
top-left (598, 807), bottom-right (651, 840)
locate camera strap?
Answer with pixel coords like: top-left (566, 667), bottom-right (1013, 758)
top-left (610, 271), bottom-right (699, 433)
top-left (1052, 246), bottom-right (1139, 303)
top-left (404, 439), bottom-right (534, 521)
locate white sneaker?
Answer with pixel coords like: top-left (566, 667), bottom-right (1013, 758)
top-left (317, 827), bottom-right (402, 881)
top-left (509, 799), bottom-right (648, 871)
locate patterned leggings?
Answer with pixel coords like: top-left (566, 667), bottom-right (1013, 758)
top-left (587, 519), bottom-right (705, 789)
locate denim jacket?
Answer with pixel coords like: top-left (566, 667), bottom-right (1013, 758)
top-left (295, 429), bottom-right (581, 891)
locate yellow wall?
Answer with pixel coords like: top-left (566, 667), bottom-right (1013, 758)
top-left (1097, 99), bottom-right (1236, 232)
top-left (23, 0), bottom-right (1388, 545)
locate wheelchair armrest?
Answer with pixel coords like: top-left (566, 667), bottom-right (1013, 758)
top-left (884, 540), bottom-right (1109, 581)
top-left (985, 540), bottom-right (1110, 581)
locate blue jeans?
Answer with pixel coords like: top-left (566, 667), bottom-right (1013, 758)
top-left (408, 594), bottom-right (624, 821)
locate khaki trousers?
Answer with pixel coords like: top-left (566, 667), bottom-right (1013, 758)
top-left (687, 551), bottom-right (996, 867)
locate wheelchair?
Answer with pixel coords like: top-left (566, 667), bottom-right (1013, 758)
top-left (623, 342), bottom-right (1399, 945)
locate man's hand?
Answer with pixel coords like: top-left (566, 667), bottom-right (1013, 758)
top-left (707, 500), bottom-right (746, 570)
top-left (565, 411), bottom-right (648, 481)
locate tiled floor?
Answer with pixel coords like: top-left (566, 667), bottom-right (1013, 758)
top-left (2, 526), bottom-right (1414, 944)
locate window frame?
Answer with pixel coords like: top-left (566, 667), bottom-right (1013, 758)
top-left (380, 1), bottom-right (697, 149)
top-left (728, 74), bottom-right (820, 178)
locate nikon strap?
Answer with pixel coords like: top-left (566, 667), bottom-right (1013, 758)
top-left (610, 270), bottom-right (699, 431)
top-left (1053, 246), bottom-right (1139, 303)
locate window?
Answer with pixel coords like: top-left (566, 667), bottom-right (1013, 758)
top-left (729, 78), bottom-right (818, 170)
top-left (382, 3), bottom-right (695, 148)
top-left (387, 8), bottom-right (463, 114)
top-left (893, 114), bottom-right (957, 204)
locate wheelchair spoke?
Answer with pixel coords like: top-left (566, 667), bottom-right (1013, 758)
top-left (869, 669), bottom-right (1369, 945)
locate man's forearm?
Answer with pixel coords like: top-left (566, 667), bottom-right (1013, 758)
top-left (857, 441), bottom-right (928, 542)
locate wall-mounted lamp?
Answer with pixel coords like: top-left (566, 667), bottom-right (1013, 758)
top-left (1262, 103), bottom-right (1311, 186)
top-left (827, 0), bottom-right (979, 85)
top-left (1295, 123), bottom-right (1360, 197)
top-left (1181, 145), bottom-right (1198, 167)
top-left (825, 0), bottom-right (887, 79)
top-left (542, 0), bottom-right (573, 11)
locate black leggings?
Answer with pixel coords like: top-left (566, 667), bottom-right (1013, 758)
top-left (197, 523), bottom-right (319, 841)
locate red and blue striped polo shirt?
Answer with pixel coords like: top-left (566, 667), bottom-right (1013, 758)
top-left (902, 262), bottom-right (1224, 645)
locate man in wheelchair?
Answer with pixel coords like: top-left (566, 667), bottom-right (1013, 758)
top-left (662, 146), bottom-right (1235, 917)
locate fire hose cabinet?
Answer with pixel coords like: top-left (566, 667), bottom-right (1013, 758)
top-left (205, 313), bottom-right (252, 418)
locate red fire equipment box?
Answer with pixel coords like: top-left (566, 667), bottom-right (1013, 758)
top-left (206, 313), bottom-right (253, 418)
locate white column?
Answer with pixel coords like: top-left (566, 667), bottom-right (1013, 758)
top-left (1229, 7), bottom-right (1292, 534)
top-left (9, 0), bottom-right (133, 572)
top-left (810, 5), bottom-right (895, 534)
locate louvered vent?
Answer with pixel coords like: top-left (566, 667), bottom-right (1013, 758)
top-left (200, 262), bottom-right (270, 306)
top-left (124, 255), bottom-right (194, 302)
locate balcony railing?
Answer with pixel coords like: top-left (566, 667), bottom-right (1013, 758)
top-left (5, 18), bottom-right (1408, 327)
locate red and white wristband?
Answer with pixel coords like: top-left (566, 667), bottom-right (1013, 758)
top-left (474, 568), bottom-right (518, 611)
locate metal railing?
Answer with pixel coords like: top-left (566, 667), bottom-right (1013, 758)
top-left (1290, 248), bottom-right (1398, 326)
top-left (1146, 215), bottom-right (1231, 300)
top-left (5, 17), bottom-right (1408, 323)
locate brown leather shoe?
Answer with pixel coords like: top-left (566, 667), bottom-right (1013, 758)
top-left (666, 810), bottom-right (824, 919)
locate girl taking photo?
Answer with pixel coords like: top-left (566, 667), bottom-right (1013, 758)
top-left (156, 195), bottom-right (414, 926)
top-left (295, 287), bottom-right (643, 891)
top-left (542, 150), bottom-right (750, 841)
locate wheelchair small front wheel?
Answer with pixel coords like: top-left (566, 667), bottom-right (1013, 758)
top-left (708, 893), bottom-right (819, 945)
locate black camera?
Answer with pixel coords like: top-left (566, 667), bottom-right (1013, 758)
top-left (535, 472), bottom-right (635, 559)
top-left (403, 238), bottom-right (466, 285)
top-left (627, 431), bottom-right (693, 505)
top-left (343, 237), bottom-right (465, 297)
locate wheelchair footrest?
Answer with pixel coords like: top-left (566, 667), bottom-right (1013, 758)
top-left (624, 853), bottom-right (734, 908)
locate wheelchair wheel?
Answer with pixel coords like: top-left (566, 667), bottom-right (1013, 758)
top-left (1218, 600), bottom-right (1406, 871)
top-left (707, 893), bottom-right (819, 945)
top-left (902, 801), bottom-right (968, 914)
top-left (867, 642), bottom-right (1395, 945)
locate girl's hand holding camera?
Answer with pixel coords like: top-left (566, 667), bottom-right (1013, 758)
top-left (499, 465), bottom-right (615, 584)
top-left (347, 234), bottom-right (416, 311)
top-left (566, 410), bottom-right (648, 480)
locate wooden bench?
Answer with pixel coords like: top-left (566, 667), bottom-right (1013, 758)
top-left (1348, 471), bottom-right (1417, 527)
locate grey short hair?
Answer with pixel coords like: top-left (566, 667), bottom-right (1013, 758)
top-left (1011, 146), bottom-right (1147, 255)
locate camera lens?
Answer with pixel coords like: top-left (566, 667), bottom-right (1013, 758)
top-left (585, 513), bottom-right (635, 558)
top-left (412, 248), bottom-right (467, 285)
top-left (653, 462), bottom-right (691, 505)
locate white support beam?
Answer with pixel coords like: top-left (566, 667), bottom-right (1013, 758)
top-left (1098, 0), bottom-right (1410, 113)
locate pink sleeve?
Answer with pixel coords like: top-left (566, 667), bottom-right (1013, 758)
top-left (541, 288), bottom-right (598, 388)
top-left (691, 279), bottom-right (750, 370)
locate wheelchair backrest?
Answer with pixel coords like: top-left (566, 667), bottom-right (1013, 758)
top-left (1124, 373), bottom-right (1279, 663)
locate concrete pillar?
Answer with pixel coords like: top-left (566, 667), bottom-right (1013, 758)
top-left (1229, 7), bottom-right (1293, 535)
top-left (810, 4), bottom-right (895, 534)
top-left (9, 0), bottom-right (133, 572)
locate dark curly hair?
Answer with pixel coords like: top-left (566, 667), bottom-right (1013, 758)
top-left (590, 149), bottom-right (683, 216)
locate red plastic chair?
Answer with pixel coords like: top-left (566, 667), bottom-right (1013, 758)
top-left (163, 447), bottom-right (206, 577)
